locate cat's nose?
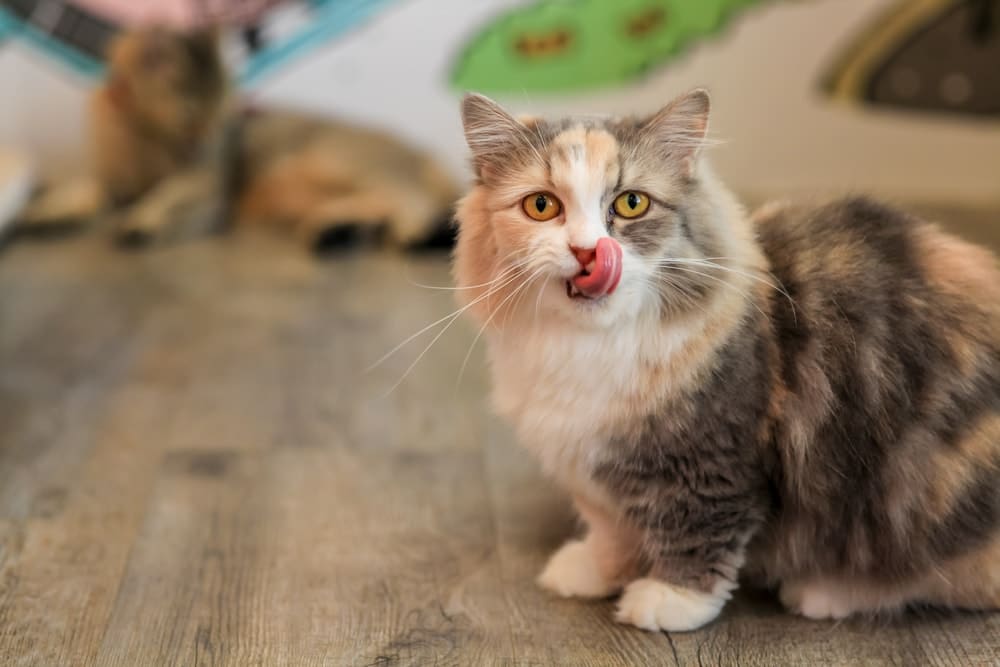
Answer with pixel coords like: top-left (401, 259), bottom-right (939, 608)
top-left (570, 245), bottom-right (597, 270)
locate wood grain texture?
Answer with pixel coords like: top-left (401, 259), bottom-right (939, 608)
top-left (0, 213), bottom-right (998, 665)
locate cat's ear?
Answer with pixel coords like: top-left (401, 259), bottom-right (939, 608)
top-left (184, 28), bottom-right (221, 68)
top-left (461, 93), bottom-right (531, 181)
top-left (642, 88), bottom-right (711, 178)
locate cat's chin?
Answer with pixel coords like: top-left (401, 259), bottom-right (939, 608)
top-left (565, 280), bottom-right (611, 307)
top-left (551, 281), bottom-right (630, 329)
top-left (565, 280), bottom-right (597, 301)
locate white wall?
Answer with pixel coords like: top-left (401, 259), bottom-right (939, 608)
top-left (2, 0), bottom-right (999, 205)
top-left (0, 44), bottom-right (90, 179)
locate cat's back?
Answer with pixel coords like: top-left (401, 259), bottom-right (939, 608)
top-left (753, 196), bottom-right (1000, 340)
top-left (242, 111), bottom-right (439, 177)
top-left (237, 109), bottom-right (458, 211)
top-left (753, 196), bottom-right (999, 436)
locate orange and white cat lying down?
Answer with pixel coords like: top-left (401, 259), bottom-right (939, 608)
top-left (21, 27), bottom-right (457, 251)
top-left (452, 89), bottom-right (1000, 631)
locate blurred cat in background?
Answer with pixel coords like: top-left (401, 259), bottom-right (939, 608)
top-left (25, 27), bottom-right (458, 251)
top-left (453, 89), bottom-right (1000, 632)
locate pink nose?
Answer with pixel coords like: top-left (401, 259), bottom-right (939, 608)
top-left (570, 245), bottom-right (596, 270)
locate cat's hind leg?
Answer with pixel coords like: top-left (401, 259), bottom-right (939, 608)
top-left (380, 184), bottom-right (453, 248)
top-left (780, 536), bottom-right (1000, 620)
top-left (779, 579), bottom-right (870, 620)
top-left (913, 534), bottom-right (1000, 612)
top-left (236, 151), bottom-right (388, 251)
top-left (294, 189), bottom-right (392, 253)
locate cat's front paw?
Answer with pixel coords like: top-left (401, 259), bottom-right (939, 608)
top-left (615, 578), bottom-right (725, 632)
top-left (537, 540), bottom-right (619, 599)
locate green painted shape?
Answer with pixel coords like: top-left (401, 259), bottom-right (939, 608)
top-left (452, 0), bottom-right (770, 93)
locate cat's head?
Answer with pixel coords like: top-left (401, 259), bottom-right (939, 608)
top-left (454, 89), bottom-right (757, 330)
top-left (102, 27), bottom-right (226, 144)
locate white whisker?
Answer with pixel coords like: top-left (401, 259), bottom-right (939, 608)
top-left (367, 264), bottom-right (526, 372)
top-left (405, 265), bottom-right (515, 291)
top-left (643, 255), bottom-right (798, 323)
top-left (456, 265), bottom-right (546, 388)
top-left (376, 265), bottom-right (532, 396)
top-left (533, 274), bottom-right (549, 326)
top-left (662, 264), bottom-right (770, 321)
top-left (674, 260), bottom-right (796, 322)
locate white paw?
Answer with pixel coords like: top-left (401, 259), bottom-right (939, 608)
top-left (537, 540), bottom-right (618, 599)
top-left (780, 581), bottom-right (852, 620)
top-left (615, 578), bottom-right (725, 632)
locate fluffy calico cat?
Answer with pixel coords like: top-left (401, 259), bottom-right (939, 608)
top-left (27, 27), bottom-right (457, 250)
top-left (453, 89), bottom-right (1000, 631)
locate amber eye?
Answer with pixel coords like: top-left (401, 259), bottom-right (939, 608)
top-left (613, 191), bottom-right (650, 219)
top-left (522, 192), bottom-right (562, 221)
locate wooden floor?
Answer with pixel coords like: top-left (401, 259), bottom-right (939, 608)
top-left (1, 210), bottom-right (999, 665)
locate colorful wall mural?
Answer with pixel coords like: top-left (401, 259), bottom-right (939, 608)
top-left (452, 0), bottom-right (772, 93)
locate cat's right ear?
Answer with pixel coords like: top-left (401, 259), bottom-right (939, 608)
top-left (184, 27), bottom-right (221, 68)
top-left (461, 94), bottom-right (530, 182)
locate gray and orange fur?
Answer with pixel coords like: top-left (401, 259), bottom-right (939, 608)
top-left (63, 27), bottom-right (457, 249)
top-left (452, 89), bottom-right (1000, 631)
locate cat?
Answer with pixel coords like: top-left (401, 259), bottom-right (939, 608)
top-left (23, 27), bottom-right (457, 251)
top-left (452, 89), bottom-right (1000, 632)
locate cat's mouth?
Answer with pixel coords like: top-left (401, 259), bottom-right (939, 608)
top-left (565, 238), bottom-right (623, 300)
top-left (566, 279), bottom-right (590, 299)
top-left (565, 263), bottom-right (603, 300)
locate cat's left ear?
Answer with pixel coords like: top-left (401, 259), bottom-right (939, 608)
top-left (641, 88), bottom-right (711, 178)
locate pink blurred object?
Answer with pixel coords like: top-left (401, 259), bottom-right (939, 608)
top-left (70, 0), bottom-right (291, 27)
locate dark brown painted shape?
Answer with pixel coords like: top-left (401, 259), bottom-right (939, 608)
top-left (868, 0), bottom-right (1000, 116)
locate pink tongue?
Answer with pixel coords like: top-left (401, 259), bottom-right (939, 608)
top-left (572, 237), bottom-right (623, 298)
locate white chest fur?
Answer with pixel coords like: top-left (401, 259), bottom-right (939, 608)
top-left (486, 317), bottom-right (696, 502)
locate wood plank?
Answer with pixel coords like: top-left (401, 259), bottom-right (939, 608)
top-left (0, 385), bottom-right (171, 666)
top-left (96, 450), bottom-right (277, 666)
top-left (0, 235), bottom-right (326, 664)
top-left (0, 238), bottom-right (152, 519)
top-left (95, 444), bottom-right (501, 666)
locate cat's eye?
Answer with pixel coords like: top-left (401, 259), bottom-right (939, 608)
top-left (522, 192), bottom-right (562, 221)
top-left (613, 191), bottom-right (650, 219)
